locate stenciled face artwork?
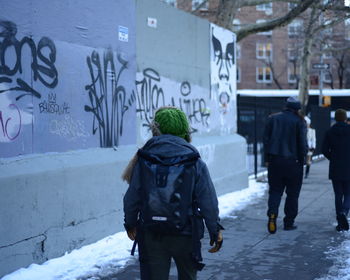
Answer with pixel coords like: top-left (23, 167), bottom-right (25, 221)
top-left (211, 25), bottom-right (235, 110)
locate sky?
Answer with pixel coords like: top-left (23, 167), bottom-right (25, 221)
top-left (1, 175), bottom-right (268, 280)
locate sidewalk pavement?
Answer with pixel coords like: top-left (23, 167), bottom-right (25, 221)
top-left (103, 159), bottom-right (348, 280)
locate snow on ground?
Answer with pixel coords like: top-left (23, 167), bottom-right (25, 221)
top-left (218, 174), bottom-right (267, 218)
top-left (316, 231), bottom-right (350, 280)
top-left (2, 177), bottom-right (268, 280)
top-left (1, 232), bottom-right (135, 280)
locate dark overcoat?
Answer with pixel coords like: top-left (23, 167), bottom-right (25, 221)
top-left (322, 122), bottom-right (350, 180)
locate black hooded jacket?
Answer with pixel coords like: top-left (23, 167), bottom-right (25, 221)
top-left (123, 134), bottom-right (221, 240)
top-left (322, 121), bottom-right (350, 180)
top-left (263, 109), bottom-right (307, 164)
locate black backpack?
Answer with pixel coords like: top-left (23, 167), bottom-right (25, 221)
top-left (137, 149), bottom-right (200, 235)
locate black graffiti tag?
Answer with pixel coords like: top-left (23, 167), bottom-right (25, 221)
top-left (84, 49), bottom-right (135, 147)
top-left (39, 93), bottom-right (70, 115)
top-left (171, 81), bottom-right (210, 130)
top-left (135, 68), bottom-right (165, 129)
top-left (0, 20), bottom-right (58, 100)
top-left (135, 68), bottom-right (210, 133)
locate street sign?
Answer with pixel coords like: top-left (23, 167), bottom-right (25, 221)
top-left (312, 63), bottom-right (330, 70)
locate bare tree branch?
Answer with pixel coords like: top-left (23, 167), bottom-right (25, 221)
top-left (235, 0), bottom-right (316, 41)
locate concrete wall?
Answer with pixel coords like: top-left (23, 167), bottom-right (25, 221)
top-left (0, 147), bottom-right (135, 276)
top-left (0, 0), bottom-right (248, 276)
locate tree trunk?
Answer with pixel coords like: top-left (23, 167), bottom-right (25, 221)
top-left (298, 38), bottom-right (313, 111)
top-left (298, 6), bottom-right (318, 111)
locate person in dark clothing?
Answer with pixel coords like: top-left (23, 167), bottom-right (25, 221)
top-left (122, 107), bottom-right (223, 280)
top-left (263, 96), bottom-right (307, 234)
top-left (322, 108), bottom-right (350, 232)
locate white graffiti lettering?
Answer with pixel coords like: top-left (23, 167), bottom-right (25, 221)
top-left (49, 115), bottom-right (89, 141)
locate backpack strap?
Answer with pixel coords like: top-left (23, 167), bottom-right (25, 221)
top-left (190, 200), bottom-right (205, 271)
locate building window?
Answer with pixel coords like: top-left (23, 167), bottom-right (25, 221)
top-left (163, 0), bottom-right (176, 7)
top-left (310, 75), bottom-right (319, 86)
top-left (237, 44), bottom-right (241, 59)
top-left (324, 72), bottom-right (332, 83)
top-left (323, 19), bottom-right (333, 35)
top-left (232, 19), bottom-right (241, 32)
top-left (256, 20), bottom-right (272, 35)
top-left (288, 67), bottom-right (298, 83)
top-left (256, 67), bottom-right (272, 83)
top-left (323, 51), bottom-right (332, 59)
top-left (256, 43), bottom-right (272, 60)
top-left (322, 42), bottom-right (332, 58)
top-left (288, 3), bottom-right (298, 10)
top-left (345, 19), bottom-right (350, 40)
top-left (288, 20), bottom-right (303, 37)
top-left (192, 0), bottom-right (208, 10)
top-left (257, 3), bottom-right (273, 14)
top-left (288, 45), bottom-right (298, 60)
top-left (237, 67), bottom-right (241, 83)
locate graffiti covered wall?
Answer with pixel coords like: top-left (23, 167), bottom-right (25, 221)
top-left (135, 68), bottom-right (212, 140)
top-left (0, 0), bottom-right (136, 158)
top-left (136, 2), bottom-right (237, 142)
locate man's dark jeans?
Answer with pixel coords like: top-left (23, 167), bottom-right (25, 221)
top-left (267, 156), bottom-right (303, 226)
top-left (142, 230), bottom-right (197, 280)
top-left (332, 180), bottom-right (350, 218)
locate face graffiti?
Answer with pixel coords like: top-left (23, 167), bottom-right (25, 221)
top-left (211, 26), bottom-right (235, 110)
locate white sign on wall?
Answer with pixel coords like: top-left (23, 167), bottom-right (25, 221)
top-left (147, 17), bottom-right (157, 28)
top-left (118, 26), bottom-right (129, 42)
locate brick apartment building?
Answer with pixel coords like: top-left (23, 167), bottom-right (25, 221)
top-left (162, 0), bottom-right (350, 90)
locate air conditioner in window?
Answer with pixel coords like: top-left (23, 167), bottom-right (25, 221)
top-left (265, 9), bottom-right (273, 15)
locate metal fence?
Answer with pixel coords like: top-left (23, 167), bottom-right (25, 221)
top-left (236, 94), bottom-right (340, 176)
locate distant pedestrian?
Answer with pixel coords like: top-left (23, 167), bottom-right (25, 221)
top-left (122, 106), bottom-right (223, 280)
top-left (263, 96), bottom-right (307, 234)
top-left (304, 116), bottom-right (316, 178)
top-left (322, 108), bottom-right (350, 232)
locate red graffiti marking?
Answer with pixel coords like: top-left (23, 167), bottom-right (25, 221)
top-left (0, 104), bottom-right (22, 141)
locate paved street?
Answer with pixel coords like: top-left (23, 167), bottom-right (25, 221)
top-left (102, 159), bottom-right (348, 280)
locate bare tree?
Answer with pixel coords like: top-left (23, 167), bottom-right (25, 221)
top-left (192, 0), bottom-right (324, 41)
top-left (297, 1), bottom-right (350, 108)
top-left (189, 0), bottom-right (350, 107)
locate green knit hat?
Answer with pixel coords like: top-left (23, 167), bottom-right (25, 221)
top-left (154, 107), bottom-right (190, 140)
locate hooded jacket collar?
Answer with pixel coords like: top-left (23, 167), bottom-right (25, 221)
top-left (139, 134), bottom-right (200, 165)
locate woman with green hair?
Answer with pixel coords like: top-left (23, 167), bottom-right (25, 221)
top-left (123, 106), bottom-right (223, 280)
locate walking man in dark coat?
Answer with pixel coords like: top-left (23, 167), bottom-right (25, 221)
top-left (322, 108), bottom-right (350, 231)
top-left (263, 96), bottom-right (307, 233)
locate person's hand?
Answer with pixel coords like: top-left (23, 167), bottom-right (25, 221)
top-left (208, 231), bottom-right (223, 253)
top-left (127, 227), bottom-right (137, 241)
